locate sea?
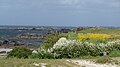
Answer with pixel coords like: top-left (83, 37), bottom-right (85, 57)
top-left (0, 26), bottom-right (50, 46)
top-left (0, 25), bottom-right (75, 47)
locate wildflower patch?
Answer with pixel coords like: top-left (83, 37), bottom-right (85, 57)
top-left (76, 33), bottom-right (111, 43)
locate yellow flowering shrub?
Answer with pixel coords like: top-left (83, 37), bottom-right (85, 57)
top-left (77, 33), bottom-right (111, 41)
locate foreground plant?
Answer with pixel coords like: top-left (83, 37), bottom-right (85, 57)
top-left (7, 47), bottom-right (32, 59)
top-left (52, 38), bottom-right (120, 58)
top-left (32, 38), bottom-right (120, 59)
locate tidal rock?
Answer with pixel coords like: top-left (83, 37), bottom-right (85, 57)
top-left (3, 40), bottom-right (9, 44)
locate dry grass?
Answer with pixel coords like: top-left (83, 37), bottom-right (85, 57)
top-left (0, 58), bottom-right (79, 67)
top-left (0, 57), bottom-right (120, 67)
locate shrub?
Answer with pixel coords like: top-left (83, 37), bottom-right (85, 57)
top-left (53, 37), bottom-right (70, 49)
top-left (53, 44), bottom-right (104, 58)
top-left (30, 52), bottom-right (55, 59)
top-left (52, 39), bottom-right (120, 58)
top-left (41, 34), bottom-right (59, 49)
top-left (40, 33), bottom-right (68, 49)
top-left (76, 33), bottom-right (111, 43)
top-left (37, 36), bottom-right (120, 59)
top-left (7, 47), bottom-right (32, 59)
top-left (53, 45), bottom-right (91, 58)
top-left (112, 44), bottom-right (120, 50)
top-left (30, 48), bottom-right (55, 59)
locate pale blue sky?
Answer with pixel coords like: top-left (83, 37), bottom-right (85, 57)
top-left (0, 0), bottom-right (120, 26)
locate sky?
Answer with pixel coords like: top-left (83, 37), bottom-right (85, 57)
top-left (0, 0), bottom-right (120, 26)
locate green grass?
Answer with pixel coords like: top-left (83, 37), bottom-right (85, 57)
top-left (67, 28), bottom-right (120, 40)
top-left (109, 50), bottom-right (120, 57)
top-left (77, 28), bottom-right (120, 34)
top-left (0, 58), bottom-right (79, 67)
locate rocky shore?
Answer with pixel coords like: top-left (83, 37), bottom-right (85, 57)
top-left (0, 39), bottom-right (37, 57)
top-left (15, 27), bottom-right (53, 30)
top-left (0, 27), bottom-right (74, 50)
top-left (0, 40), bottom-right (37, 49)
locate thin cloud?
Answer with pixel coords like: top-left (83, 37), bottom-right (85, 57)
top-left (60, 0), bottom-right (80, 5)
top-left (59, 0), bottom-right (120, 8)
top-left (0, 0), bottom-right (120, 9)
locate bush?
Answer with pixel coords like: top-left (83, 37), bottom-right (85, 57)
top-left (53, 44), bottom-right (104, 58)
top-left (52, 42), bottom-right (120, 58)
top-left (38, 35), bottom-right (120, 59)
top-left (30, 52), bottom-right (55, 59)
top-left (40, 34), bottom-right (68, 49)
top-left (7, 47), bottom-right (32, 59)
top-left (112, 44), bottom-right (120, 50)
top-left (76, 33), bottom-right (111, 43)
top-left (52, 38), bottom-right (120, 58)
top-left (30, 48), bottom-right (55, 59)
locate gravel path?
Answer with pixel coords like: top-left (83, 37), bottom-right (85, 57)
top-left (66, 60), bottom-right (119, 67)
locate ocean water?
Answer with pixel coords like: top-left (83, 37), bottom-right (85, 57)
top-left (0, 26), bottom-right (49, 45)
top-left (0, 26), bottom-right (49, 36)
top-left (0, 25), bottom-right (75, 46)
top-left (0, 29), bottom-right (48, 36)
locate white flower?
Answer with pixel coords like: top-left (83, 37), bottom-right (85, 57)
top-left (53, 37), bottom-right (120, 50)
top-left (32, 50), bottom-right (38, 54)
top-left (53, 37), bottom-right (70, 49)
top-left (47, 48), bottom-right (53, 53)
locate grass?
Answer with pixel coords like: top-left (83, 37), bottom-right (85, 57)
top-left (0, 57), bottom-right (120, 67)
top-left (0, 58), bottom-right (79, 67)
top-left (77, 28), bottom-right (120, 34)
top-left (109, 50), bottom-right (120, 57)
top-left (75, 56), bottom-right (120, 66)
top-left (95, 56), bottom-right (120, 66)
top-left (95, 56), bottom-right (112, 64)
top-left (67, 28), bottom-right (120, 40)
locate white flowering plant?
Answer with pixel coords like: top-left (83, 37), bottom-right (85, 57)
top-left (36, 35), bottom-right (120, 59)
top-left (51, 38), bottom-right (120, 58)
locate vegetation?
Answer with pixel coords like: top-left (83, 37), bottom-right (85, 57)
top-left (77, 33), bottom-right (111, 40)
top-left (24, 28), bottom-right (120, 59)
top-left (95, 56), bottom-right (112, 64)
top-left (40, 34), bottom-right (59, 49)
top-left (109, 50), bottom-right (120, 57)
top-left (53, 41), bottom-right (120, 58)
top-left (7, 28), bottom-right (120, 59)
top-left (0, 57), bottom-right (120, 67)
top-left (0, 58), bottom-right (78, 67)
top-left (7, 47), bottom-right (32, 59)
top-left (40, 33), bottom-right (68, 49)
top-left (30, 50), bottom-right (55, 59)
top-left (77, 28), bottom-right (120, 39)
top-left (76, 33), bottom-right (111, 43)
top-left (4, 28), bottom-right (120, 66)
top-left (77, 28), bottom-right (120, 34)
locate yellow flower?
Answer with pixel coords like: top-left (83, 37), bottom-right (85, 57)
top-left (77, 33), bottom-right (111, 41)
